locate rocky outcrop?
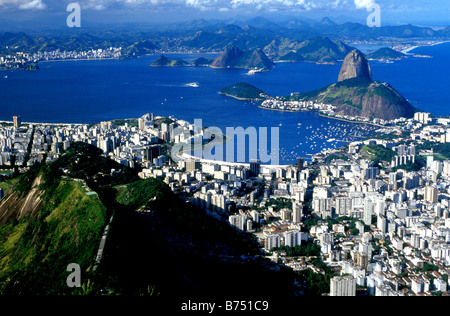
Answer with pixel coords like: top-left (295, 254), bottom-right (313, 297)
top-left (0, 175), bottom-right (45, 226)
top-left (338, 49), bottom-right (372, 82)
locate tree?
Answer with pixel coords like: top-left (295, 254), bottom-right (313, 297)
top-left (350, 228), bottom-right (359, 236)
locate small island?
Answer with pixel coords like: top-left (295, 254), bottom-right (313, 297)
top-left (190, 57), bottom-right (214, 66)
top-left (219, 82), bottom-right (269, 101)
top-left (150, 55), bottom-right (188, 67)
top-left (366, 47), bottom-right (407, 61)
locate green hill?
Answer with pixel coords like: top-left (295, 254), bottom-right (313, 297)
top-left (0, 142), bottom-right (138, 295)
top-left (288, 77), bottom-right (415, 120)
top-left (0, 168), bottom-right (107, 295)
top-left (0, 142), bottom-right (307, 297)
top-left (360, 144), bottom-right (396, 164)
top-left (219, 82), bottom-right (269, 100)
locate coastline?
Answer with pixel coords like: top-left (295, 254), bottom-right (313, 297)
top-left (257, 105), bottom-right (385, 127)
top-left (317, 113), bottom-right (384, 127)
top-left (38, 57), bottom-right (118, 63)
top-left (220, 93), bottom-right (263, 101)
top-left (402, 40), bottom-right (450, 54)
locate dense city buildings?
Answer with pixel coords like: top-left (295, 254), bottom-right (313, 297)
top-left (2, 110), bottom-right (450, 296)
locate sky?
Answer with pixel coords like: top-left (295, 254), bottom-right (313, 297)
top-left (0, 0), bottom-right (449, 30)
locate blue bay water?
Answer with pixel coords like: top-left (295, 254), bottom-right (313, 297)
top-left (0, 42), bottom-right (449, 164)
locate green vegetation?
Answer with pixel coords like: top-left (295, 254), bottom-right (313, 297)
top-left (415, 263), bottom-right (439, 273)
top-left (115, 177), bottom-right (172, 210)
top-left (324, 153), bottom-right (349, 164)
top-left (392, 155), bottom-right (426, 172)
top-left (0, 142), bottom-right (139, 294)
top-left (272, 241), bottom-right (321, 257)
top-left (111, 118), bottom-right (138, 128)
top-left (50, 142), bottom-right (139, 186)
top-left (288, 77), bottom-right (372, 110)
top-left (285, 77), bottom-right (415, 121)
top-left (360, 144), bottom-right (396, 164)
top-left (219, 82), bottom-right (268, 100)
top-left (0, 177), bottom-right (107, 295)
top-left (267, 197), bottom-right (293, 211)
top-left (296, 257), bottom-right (336, 296)
top-left (12, 164), bottom-right (42, 196)
top-left (416, 141), bottom-right (450, 160)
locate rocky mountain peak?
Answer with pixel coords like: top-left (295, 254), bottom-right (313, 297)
top-left (338, 49), bottom-right (373, 82)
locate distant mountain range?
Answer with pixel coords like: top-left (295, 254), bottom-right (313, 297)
top-left (0, 17), bottom-right (448, 59)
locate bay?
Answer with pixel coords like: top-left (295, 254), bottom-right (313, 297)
top-left (0, 42), bottom-right (449, 164)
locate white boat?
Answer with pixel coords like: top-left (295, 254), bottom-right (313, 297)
top-left (186, 82), bottom-right (199, 87)
top-left (3, 76), bottom-right (7, 79)
top-left (247, 68), bottom-right (265, 75)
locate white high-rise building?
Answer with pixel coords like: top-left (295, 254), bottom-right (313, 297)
top-left (229, 214), bottom-right (245, 231)
top-left (292, 202), bottom-right (303, 223)
top-left (414, 112), bottom-right (430, 124)
top-left (411, 278), bottom-right (424, 294)
top-left (336, 197), bottom-right (352, 217)
top-left (284, 230), bottom-right (302, 247)
top-left (330, 276), bottom-right (356, 296)
top-left (363, 199), bottom-right (373, 226)
top-left (443, 160), bottom-right (450, 177)
top-left (265, 234), bottom-right (280, 251)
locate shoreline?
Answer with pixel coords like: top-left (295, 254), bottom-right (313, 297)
top-left (317, 113), bottom-right (384, 127)
top-left (402, 40), bottom-right (450, 54)
top-left (38, 57), bottom-right (118, 63)
top-left (257, 105), bottom-right (385, 127)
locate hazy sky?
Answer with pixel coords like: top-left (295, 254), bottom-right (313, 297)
top-left (0, 0), bottom-right (449, 30)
